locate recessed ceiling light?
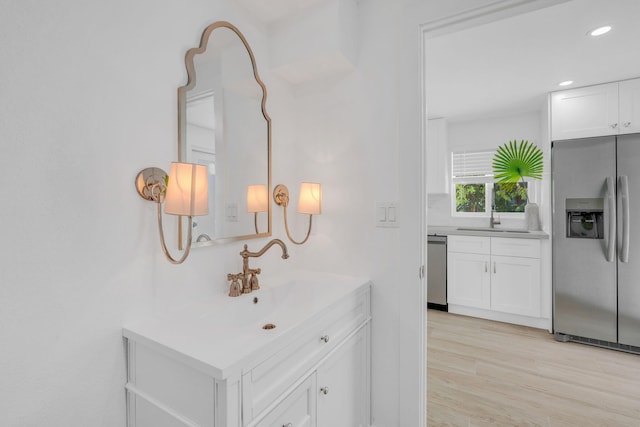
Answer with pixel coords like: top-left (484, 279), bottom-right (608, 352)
top-left (559, 80), bottom-right (574, 87)
top-left (589, 26), bottom-right (612, 37)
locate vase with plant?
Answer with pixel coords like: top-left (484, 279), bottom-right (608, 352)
top-left (492, 139), bottom-right (544, 230)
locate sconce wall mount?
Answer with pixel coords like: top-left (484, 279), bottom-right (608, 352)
top-left (135, 162), bottom-right (208, 264)
top-left (273, 183), bottom-right (321, 245)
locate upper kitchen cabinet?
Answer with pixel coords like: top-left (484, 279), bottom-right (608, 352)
top-left (551, 82), bottom-right (618, 140)
top-left (551, 78), bottom-right (640, 140)
top-left (427, 118), bottom-right (450, 194)
top-left (619, 78), bottom-right (640, 134)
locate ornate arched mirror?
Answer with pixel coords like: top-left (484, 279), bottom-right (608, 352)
top-left (178, 21), bottom-right (271, 248)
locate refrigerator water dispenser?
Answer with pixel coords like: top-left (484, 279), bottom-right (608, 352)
top-left (566, 198), bottom-right (604, 239)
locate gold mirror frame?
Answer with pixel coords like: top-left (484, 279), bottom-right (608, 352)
top-left (177, 21), bottom-right (271, 248)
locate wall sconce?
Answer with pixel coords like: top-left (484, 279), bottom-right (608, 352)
top-left (135, 162), bottom-right (208, 264)
top-left (273, 182), bottom-right (322, 245)
top-left (247, 184), bottom-right (268, 234)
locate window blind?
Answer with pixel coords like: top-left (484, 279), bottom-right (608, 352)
top-left (451, 150), bottom-right (495, 179)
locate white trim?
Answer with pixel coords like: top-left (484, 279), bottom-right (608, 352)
top-left (419, 17), bottom-right (428, 427)
top-left (421, 0), bottom-right (570, 38)
top-left (448, 304), bottom-right (551, 330)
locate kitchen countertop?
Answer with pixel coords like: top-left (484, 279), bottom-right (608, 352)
top-left (428, 225), bottom-right (549, 239)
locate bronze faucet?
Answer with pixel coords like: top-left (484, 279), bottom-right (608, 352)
top-left (227, 239), bottom-right (289, 297)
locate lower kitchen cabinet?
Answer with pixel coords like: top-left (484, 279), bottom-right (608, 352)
top-left (491, 255), bottom-right (540, 317)
top-left (447, 251), bottom-right (491, 309)
top-left (447, 235), bottom-right (542, 324)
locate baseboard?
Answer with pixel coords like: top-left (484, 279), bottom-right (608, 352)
top-left (448, 304), bottom-right (551, 330)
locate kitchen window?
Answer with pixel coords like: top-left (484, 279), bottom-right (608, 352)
top-left (451, 150), bottom-right (530, 217)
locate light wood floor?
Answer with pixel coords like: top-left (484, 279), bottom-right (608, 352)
top-left (427, 310), bottom-right (640, 427)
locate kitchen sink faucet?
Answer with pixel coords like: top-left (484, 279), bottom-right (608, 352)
top-left (490, 186), bottom-right (501, 228)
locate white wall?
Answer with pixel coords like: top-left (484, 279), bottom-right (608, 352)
top-left (0, 0), bottom-right (429, 426)
top-left (0, 1), bottom-right (274, 425)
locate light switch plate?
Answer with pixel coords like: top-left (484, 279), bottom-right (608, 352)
top-left (226, 202), bottom-right (238, 222)
top-left (376, 202), bottom-right (399, 228)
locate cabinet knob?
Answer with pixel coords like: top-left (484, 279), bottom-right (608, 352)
top-left (611, 123), bottom-right (618, 129)
top-left (624, 121), bottom-right (632, 127)
top-left (320, 386), bottom-right (329, 395)
top-left (320, 335), bottom-right (330, 343)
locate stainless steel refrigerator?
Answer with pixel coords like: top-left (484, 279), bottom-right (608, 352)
top-left (553, 134), bottom-right (640, 352)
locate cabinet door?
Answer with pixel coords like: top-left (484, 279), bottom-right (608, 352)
top-left (551, 83), bottom-right (619, 140)
top-left (254, 374), bottom-right (316, 427)
top-left (491, 255), bottom-right (540, 317)
top-left (426, 118), bottom-right (449, 194)
top-left (619, 78), bottom-right (640, 134)
top-left (447, 252), bottom-right (491, 309)
top-left (317, 326), bottom-right (368, 427)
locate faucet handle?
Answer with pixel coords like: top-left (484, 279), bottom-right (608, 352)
top-left (227, 273), bottom-right (243, 297)
top-left (248, 268), bottom-right (262, 291)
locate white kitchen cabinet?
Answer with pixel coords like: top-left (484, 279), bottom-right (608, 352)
top-left (619, 78), bottom-right (640, 134)
top-left (490, 255), bottom-right (540, 317)
top-left (551, 82), bottom-right (618, 140)
top-left (447, 251), bottom-right (491, 309)
top-left (447, 235), bottom-right (542, 322)
top-left (551, 78), bottom-right (640, 140)
top-left (426, 118), bottom-right (450, 194)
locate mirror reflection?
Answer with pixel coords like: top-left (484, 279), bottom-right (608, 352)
top-left (178, 22), bottom-right (271, 247)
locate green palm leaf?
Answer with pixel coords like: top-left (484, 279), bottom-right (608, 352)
top-left (493, 140), bottom-right (543, 189)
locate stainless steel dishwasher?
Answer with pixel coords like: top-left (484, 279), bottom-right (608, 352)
top-left (427, 235), bottom-right (447, 311)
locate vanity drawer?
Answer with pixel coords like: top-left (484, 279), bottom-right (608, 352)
top-left (242, 287), bottom-right (370, 424)
top-left (491, 237), bottom-right (540, 258)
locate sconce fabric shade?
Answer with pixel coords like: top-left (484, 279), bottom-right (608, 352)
top-left (247, 184), bottom-right (268, 213)
top-left (297, 182), bottom-right (322, 215)
top-left (164, 162), bottom-right (209, 216)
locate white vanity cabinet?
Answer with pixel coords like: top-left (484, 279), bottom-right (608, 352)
top-left (447, 235), bottom-right (541, 325)
top-left (254, 324), bottom-right (369, 427)
top-left (551, 78), bottom-right (640, 140)
top-left (124, 276), bottom-right (371, 427)
top-left (252, 373), bottom-right (316, 427)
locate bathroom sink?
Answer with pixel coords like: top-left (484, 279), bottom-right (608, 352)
top-left (456, 227), bottom-right (529, 233)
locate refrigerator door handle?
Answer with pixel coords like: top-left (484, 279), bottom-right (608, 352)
top-left (620, 175), bottom-right (630, 263)
top-left (606, 176), bottom-right (616, 262)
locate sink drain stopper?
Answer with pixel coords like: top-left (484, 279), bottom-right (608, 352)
top-left (262, 323), bottom-right (276, 330)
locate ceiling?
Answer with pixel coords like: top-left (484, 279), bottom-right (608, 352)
top-left (235, 0), bottom-right (327, 23)
top-left (424, 0), bottom-right (640, 122)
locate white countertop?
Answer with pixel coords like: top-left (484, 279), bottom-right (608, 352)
top-left (428, 225), bottom-right (549, 239)
top-left (123, 271), bottom-right (371, 379)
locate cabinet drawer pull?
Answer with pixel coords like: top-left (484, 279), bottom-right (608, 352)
top-left (494, 262), bottom-right (496, 274)
top-left (484, 262), bottom-right (488, 273)
top-left (320, 386), bottom-right (329, 395)
top-left (320, 335), bottom-right (330, 343)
